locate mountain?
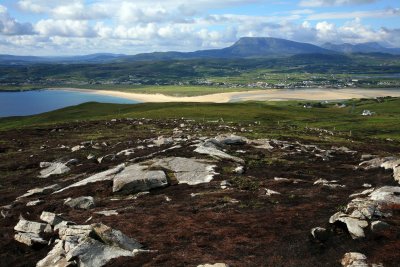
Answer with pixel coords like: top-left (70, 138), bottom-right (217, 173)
top-left (322, 42), bottom-right (400, 55)
top-left (0, 37), bottom-right (356, 65)
top-left (127, 37), bottom-right (335, 61)
top-left (0, 53), bottom-right (126, 65)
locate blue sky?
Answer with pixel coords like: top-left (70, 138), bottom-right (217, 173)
top-left (0, 0), bottom-right (399, 55)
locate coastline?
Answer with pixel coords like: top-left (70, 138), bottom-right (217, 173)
top-left (47, 87), bottom-right (400, 103)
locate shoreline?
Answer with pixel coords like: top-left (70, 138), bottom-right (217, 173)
top-left (47, 87), bottom-right (400, 103)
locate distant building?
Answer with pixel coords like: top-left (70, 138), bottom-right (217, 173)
top-left (361, 110), bottom-right (375, 116)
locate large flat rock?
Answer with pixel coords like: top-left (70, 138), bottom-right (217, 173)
top-left (112, 164), bottom-right (167, 194)
top-left (149, 157), bottom-right (217, 185)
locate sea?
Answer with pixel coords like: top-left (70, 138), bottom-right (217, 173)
top-left (0, 89), bottom-right (139, 118)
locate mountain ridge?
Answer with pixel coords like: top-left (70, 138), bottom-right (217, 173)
top-left (1, 37), bottom-right (399, 64)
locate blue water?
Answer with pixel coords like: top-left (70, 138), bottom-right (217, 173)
top-left (0, 90), bottom-right (139, 118)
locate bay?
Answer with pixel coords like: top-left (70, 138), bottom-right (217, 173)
top-left (0, 90), bottom-right (139, 118)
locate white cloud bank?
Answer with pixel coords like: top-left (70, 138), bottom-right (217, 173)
top-left (0, 1), bottom-right (399, 55)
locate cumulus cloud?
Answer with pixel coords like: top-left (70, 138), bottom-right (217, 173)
top-left (307, 8), bottom-right (400, 20)
top-left (0, 0), bottom-right (398, 55)
top-left (299, 0), bottom-right (377, 7)
top-left (35, 19), bottom-right (97, 38)
top-left (0, 5), bottom-right (34, 35)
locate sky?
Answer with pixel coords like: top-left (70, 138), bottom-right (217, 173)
top-left (0, 0), bottom-right (399, 56)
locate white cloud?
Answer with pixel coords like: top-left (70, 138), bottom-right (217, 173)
top-left (299, 0), bottom-right (377, 7)
top-left (0, 0), bottom-right (398, 55)
top-left (307, 8), bottom-right (400, 20)
top-left (0, 5), bottom-right (34, 35)
top-left (35, 19), bottom-right (97, 38)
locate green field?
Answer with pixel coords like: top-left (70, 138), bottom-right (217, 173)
top-left (1, 97), bottom-right (399, 141)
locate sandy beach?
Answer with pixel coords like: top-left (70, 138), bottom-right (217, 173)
top-left (50, 88), bottom-right (400, 103)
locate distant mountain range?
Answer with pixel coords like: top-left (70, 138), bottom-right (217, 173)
top-left (1, 37), bottom-right (399, 64)
top-left (322, 42), bottom-right (400, 55)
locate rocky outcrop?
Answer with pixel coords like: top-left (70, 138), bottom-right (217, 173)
top-left (329, 186), bottom-right (400, 239)
top-left (213, 134), bottom-right (247, 145)
top-left (359, 157), bottom-right (397, 170)
top-left (149, 157), bottom-right (217, 185)
top-left (14, 218), bottom-right (52, 246)
top-left (17, 184), bottom-right (61, 199)
top-left (55, 164), bottom-right (126, 193)
top-left (329, 212), bottom-right (369, 239)
top-left (92, 223), bottom-right (142, 251)
top-left (112, 164), bottom-right (168, 194)
top-left (14, 219), bottom-right (52, 235)
top-left (64, 196), bottom-right (95, 210)
top-left (314, 178), bottom-right (345, 189)
top-left (14, 213), bottom-right (144, 267)
top-left (39, 159), bottom-right (77, 178)
top-left (40, 211), bottom-right (64, 226)
top-left (194, 142), bottom-right (244, 164)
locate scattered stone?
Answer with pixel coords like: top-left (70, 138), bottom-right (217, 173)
top-left (250, 139), bottom-right (274, 150)
top-left (369, 186), bottom-right (400, 204)
top-left (71, 145), bottom-right (84, 152)
top-left (329, 186), bottom-right (400, 239)
top-left (349, 188), bottom-right (375, 198)
top-left (340, 252), bottom-right (370, 267)
top-left (274, 177), bottom-right (305, 184)
top-left (112, 164), bottom-right (168, 194)
top-left (56, 164), bottom-right (125, 193)
top-left (92, 223), bottom-right (142, 251)
top-left (265, 189), bottom-right (280, 196)
top-left (149, 157), bottom-right (217, 185)
top-left (314, 178), bottom-right (345, 189)
top-left (87, 154), bottom-right (95, 160)
top-left (220, 180), bottom-right (232, 190)
top-left (214, 134), bottom-right (247, 145)
top-left (40, 211), bottom-right (64, 226)
top-left (362, 183), bottom-right (372, 188)
top-left (65, 237), bottom-right (137, 267)
top-left (97, 154), bottom-right (116, 164)
top-left (153, 136), bottom-right (174, 146)
top-left (36, 240), bottom-right (71, 267)
top-left (64, 196), bottom-right (95, 210)
top-left (14, 218), bottom-right (51, 235)
top-left (58, 224), bottom-right (93, 242)
top-left (234, 166), bottom-right (244, 175)
top-left (194, 143), bottom-right (244, 164)
top-left (371, 221), bottom-right (390, 232)
top-left (329, 212), bottom-right (368, 239)
top-left (39, 161), bottom-right (71, 178)
top-left (14, 232), bottom-right (47, 246)
top-left (331, 146), bottom-right (357, 154)
top-left (117, 148), bottom-right (135, 156)
top-left (359, 157), bottom-right (396, 170)
top-left (360, 154), bottom-right (376, 161)
top-left (26, 199), bottom-right (44, 207)
top-left (310, 227), bottom-right (329, 242)
top-left (95, 210), bottom-right (119, 216)
top-left (380, 158), bottom-right (400, 170)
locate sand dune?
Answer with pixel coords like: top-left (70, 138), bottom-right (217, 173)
top-left (52, 88), bottom-right (400, 103)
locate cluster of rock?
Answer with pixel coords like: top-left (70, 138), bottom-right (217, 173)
top-left (341, 252), bottom-right (383, 267)
top-left (329, 186), bottom-right (399, 239)
top-left (14, 211), bottom-right (145, 267)
top-left (55, 157), bottom-right (217, 195)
